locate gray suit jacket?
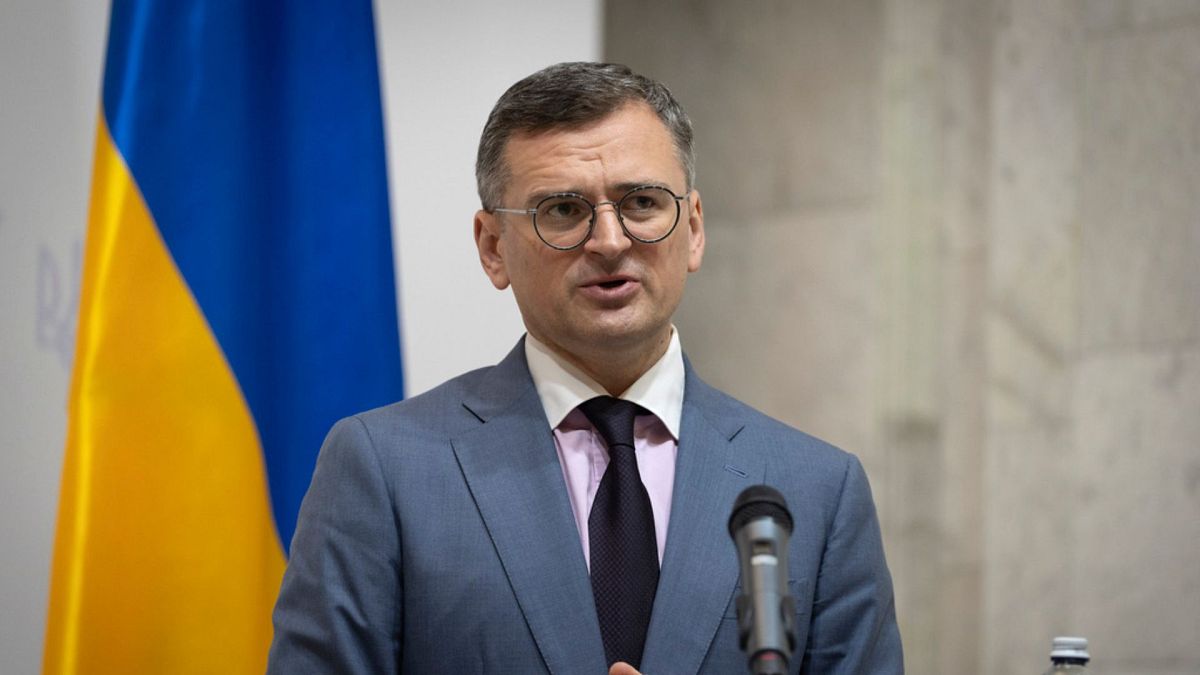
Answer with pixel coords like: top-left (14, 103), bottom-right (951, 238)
top-left (268, 340), bottom-right (902, 674)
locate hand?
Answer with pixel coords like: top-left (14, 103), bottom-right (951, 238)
top-left (608, 662), bottom-right (641, 675)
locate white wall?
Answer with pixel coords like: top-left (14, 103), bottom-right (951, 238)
top-left (0, 2), bottom-right (108, 673)
top-left (0, 1), bottom-right (600, 672)
top-left (379, 0), bottom-right (602, 394)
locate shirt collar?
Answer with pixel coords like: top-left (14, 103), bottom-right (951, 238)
top-left (524, 329), bottom-right (685, 439)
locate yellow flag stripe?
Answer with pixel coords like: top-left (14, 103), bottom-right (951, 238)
top-left (43, 115), bottom-right (286, 674)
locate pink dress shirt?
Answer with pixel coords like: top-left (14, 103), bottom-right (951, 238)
top-left (524, 331), bottom-right (685, 570)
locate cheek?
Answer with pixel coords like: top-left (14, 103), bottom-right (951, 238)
top-left (662, 266), bottom-right (690, 300)
top-left (653, 243), bottom-right (694, 289)
top-left (500, 237), bottom-right (537, 284)
top-left (507, 248), bottom-right (568, 305)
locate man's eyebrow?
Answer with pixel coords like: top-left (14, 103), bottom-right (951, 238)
top-left (521, 179), bottom-right (682, 206)
top-left (524, 187), bottom-right (588, 206)
top-left (612, 179), bottom-right (675, 194)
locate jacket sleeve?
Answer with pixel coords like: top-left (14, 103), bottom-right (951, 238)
top-left (800, 455), bottom-right (904, 674)
top-left (267, 415), bottom-right (402, 674)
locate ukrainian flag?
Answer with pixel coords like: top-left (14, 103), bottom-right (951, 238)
top-left (43, 2), bottom-right (403, 672)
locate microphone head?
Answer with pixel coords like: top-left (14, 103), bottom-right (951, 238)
top-left (728, 484), bottom-right (794, 538)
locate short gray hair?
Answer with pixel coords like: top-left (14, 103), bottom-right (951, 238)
top-left (475, 62), bottom-right (695, 210)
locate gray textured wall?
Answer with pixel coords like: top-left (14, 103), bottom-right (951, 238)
top-left (606, 1), bottom-right (1200, 674)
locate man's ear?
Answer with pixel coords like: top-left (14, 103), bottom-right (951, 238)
top-left (686, 189), bottom-right (705, 273)
top-left (474, 210), bottom-right (511, 290)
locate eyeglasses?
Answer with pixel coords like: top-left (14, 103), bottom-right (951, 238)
top-left (492, 185), bottom-right (688, 250)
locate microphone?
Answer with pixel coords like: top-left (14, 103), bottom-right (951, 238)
top-left (728, 485), bottom-right (797, 675)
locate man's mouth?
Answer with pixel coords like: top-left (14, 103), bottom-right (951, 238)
top-left (583, 274), bottom-right (636, 289)
top-left (580, 275), bottom-right (640, 301)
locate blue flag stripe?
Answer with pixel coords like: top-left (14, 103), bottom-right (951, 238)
top-left (100, 0), bottom-right (404, 550)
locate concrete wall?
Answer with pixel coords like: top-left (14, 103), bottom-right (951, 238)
top-left (606, 1), bottom-right (1200, 673)
top-left (0, 1), bottom-right (598, 672)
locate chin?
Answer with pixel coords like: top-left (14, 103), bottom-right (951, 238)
top-left (580, 319), bottom-right (664, 349)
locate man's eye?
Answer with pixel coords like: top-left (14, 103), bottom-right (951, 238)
top-left (541, 199), bottom-right (586, 220)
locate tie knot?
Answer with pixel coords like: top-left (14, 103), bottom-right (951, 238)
top-left (579, 396), bottom-right (643, 451)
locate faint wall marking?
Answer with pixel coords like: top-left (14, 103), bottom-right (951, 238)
top-left (36, 238), bottom-right (82, 371)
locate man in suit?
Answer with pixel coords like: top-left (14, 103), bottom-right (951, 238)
top-left (268, 62), bottom-right (903, 674)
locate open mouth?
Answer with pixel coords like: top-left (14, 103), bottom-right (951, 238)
top-left (581, 276), bottom-right (638, 299)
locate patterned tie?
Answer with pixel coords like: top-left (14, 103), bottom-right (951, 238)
top-left (579, 395), bottom-right (659, 669)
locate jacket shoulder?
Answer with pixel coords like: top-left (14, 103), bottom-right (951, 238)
top-left (689, 373), bottom-right (854, 469)
top-left (342, 364), bottom-right (497, 440)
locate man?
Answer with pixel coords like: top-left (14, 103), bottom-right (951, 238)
top-left (268, 62), bottom-right (902, 674)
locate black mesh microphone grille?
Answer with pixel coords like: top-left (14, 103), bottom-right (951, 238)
top-left (728, 485), bottom-right (794, 537)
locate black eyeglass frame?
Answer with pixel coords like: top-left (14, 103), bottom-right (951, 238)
top-left (491, 185), bottom-right (689, 251)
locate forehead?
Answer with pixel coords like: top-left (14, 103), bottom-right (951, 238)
top-left (501, 103), bottom-right (684, 197)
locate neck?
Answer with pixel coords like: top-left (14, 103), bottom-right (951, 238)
top-left (532, 330), bottom-right (672, 396)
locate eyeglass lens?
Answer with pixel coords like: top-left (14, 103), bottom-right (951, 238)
top-left (534, 187), bottom-right (680, 249)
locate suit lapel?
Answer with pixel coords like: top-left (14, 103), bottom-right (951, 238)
top-left (640, 364), bottom-right (762, 674)
top-left (451, 341), bottom-right (607, 674)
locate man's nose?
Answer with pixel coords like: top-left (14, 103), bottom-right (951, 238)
top-left (584, 202), bottom-right (632, 257)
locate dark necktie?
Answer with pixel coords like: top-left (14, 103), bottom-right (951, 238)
top-left (579, 395), bottom-right (659, 669)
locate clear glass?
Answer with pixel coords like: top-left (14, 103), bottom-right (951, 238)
top-left (1043, 636), bottom-right (1089, 673)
